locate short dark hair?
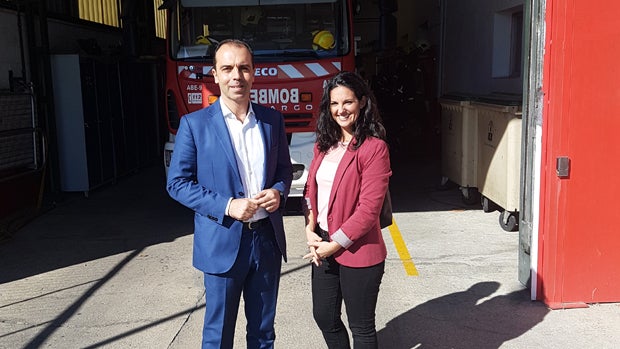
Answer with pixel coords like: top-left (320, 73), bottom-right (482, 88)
top-left (213, 39), bottom-right (254, 68)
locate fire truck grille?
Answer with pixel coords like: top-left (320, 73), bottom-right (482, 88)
top-left (283, 113), bottom-right (314, 132)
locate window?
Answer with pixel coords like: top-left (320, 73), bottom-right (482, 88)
top-left (79, 0), bottom-right (120, 27)
top-left (170, 1), bottom-right (348, 60)
top-left (492, 6), bottom-right (524, 78)
top-left (510, 11), bottom-right (523, 77)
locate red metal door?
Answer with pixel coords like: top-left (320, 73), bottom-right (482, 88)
top-left (539, 0), bottom-right (620, 308)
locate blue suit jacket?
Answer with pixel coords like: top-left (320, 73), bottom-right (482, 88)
top-left (167, 100), bottom-right (293, 274)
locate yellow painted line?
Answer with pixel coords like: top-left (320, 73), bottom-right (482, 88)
top-left (386, 218), bottom-right (418, 276)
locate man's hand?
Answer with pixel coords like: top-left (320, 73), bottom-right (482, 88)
top-left (228, 198), bottom-right (260, 221)
top-left (254, 188), bottom-right (281, 213)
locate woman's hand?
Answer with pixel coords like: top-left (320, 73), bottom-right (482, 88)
top-left (303, 226), bottom-right (322, 266)
top-left (306, 240), bottom-right (341, 263)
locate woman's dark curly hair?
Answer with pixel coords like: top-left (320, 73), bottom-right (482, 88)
top-left (316, 71), bottom-right (386, 153)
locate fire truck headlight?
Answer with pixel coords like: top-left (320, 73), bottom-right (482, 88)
top-left (300, 93), bottom-right (312, 103)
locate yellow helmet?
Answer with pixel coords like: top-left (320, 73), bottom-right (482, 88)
top-left (312, 30), bottom-right (335, 50)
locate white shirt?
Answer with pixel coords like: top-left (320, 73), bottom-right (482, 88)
top-left (316, 143), bottom-right (347, 230)
top-left (315, 142), bottom-right (353, 249)
top-left (221, 102), bottom-right (268, 221)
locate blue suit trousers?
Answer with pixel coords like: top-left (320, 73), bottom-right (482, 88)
top-left (202, 222), bottom-right (282, 349)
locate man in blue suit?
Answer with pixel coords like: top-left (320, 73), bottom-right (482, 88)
top-left (167, 39), bottom-right (293, 349)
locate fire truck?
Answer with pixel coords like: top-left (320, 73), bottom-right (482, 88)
top-left (160, 0), bottom-right (356, 197)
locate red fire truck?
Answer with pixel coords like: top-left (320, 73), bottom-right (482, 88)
top-left (161, 0), bottom-right (356, 197)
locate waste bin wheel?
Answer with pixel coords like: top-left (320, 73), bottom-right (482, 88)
top-left (499, 210), bottom-right (519, 232)
top-left (482, 196), bottom-right (500, 212)
top-left (461, 187), bottom-right (480, 205)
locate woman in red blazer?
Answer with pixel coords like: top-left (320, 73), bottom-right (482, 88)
top-left (303, 71), bottom-right (391, 348)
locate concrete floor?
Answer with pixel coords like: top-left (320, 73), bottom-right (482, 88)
top-left (1, 157), bottom-right (620, 349)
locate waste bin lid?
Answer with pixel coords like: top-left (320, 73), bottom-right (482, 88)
top-left (440, 92), bottom-right (478, 101)
top-left (441, 92), bottom-right (522, 105)
top-left (476, 92), bottom-right (522, 106)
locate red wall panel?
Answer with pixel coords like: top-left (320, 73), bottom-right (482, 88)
top-left (540, 0), bottom-right (620, 307)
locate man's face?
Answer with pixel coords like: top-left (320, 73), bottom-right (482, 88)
top-left (212, 43), bottom-right (255, 105)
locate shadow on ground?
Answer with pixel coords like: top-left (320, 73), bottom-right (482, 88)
top-left (0, 165), bottom-right (194, 283)
top-left (378, 282), bottom-right (550, 349)
top-left (0, 149), bottom-right (479, 283)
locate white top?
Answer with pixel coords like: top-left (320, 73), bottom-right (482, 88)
top-left (316, 142), bottom-right (348, 231)
top-left (221, 102), bottom-right (268, 221)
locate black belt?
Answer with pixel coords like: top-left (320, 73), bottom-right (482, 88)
top-left (242, 217), bottom-right (270, 231)
top-left (316, 225), bottom-right (330, 242)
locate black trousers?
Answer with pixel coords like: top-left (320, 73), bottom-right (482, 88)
top-left (311, 235), bottom-right (385, 349)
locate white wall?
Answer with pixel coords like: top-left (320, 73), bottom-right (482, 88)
top-left (441, 0), bottom-right (524, 97)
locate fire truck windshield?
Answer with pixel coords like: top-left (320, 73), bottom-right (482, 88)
top-left (169, 0), bottom-right (349, 61)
